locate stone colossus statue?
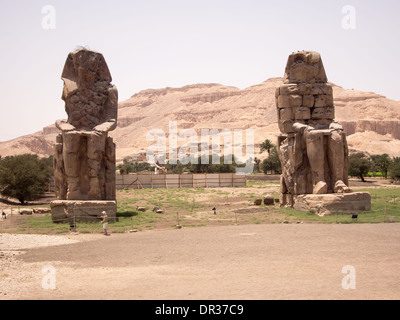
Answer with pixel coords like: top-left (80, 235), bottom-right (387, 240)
top-left (276, 51), bottom-right (350, 207)
top-left (54, 49), bottom-right (118, 201)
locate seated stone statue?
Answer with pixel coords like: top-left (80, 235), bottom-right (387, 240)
top-left (276, 51), bottom-right (350, 206)
top-left (54, 49), bottom-right (118, 201)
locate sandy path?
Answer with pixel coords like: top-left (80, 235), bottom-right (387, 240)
top-left (1, 224), bottom-right (399, 300)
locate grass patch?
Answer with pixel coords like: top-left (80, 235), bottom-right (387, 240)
top-left (2, 186), bottom-right (399, 235)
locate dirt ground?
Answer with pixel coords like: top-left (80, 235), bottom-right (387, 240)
top-left (1, 223), bottom-right (399, 300)
top-left (1, 177), bottom-right (399, 300)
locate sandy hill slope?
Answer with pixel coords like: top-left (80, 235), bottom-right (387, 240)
top-left (1, 78), bottom-right (400, 162)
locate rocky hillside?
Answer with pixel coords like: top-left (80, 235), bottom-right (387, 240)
top-left (1, 78), bottom-right (400, 161)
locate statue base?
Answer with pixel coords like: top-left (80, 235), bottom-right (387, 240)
top-left (50, 200), bottom-right (117, 223)
top-left (282, 192), bottom-right (371, 216)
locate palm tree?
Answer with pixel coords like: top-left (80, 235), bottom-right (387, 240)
top-left (260, 139), bottom-right (275, 154)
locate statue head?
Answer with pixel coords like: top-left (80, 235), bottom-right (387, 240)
top-left (60, 49), bottom-right (117, 130)
top-left (283, 51), bottom-right (327, 84)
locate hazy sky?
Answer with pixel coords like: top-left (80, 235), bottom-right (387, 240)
top-left (0, 0), bottom-right (399, 142)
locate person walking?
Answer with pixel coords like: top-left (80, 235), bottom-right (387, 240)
top-left (101, 211), bottom-right (109, 236)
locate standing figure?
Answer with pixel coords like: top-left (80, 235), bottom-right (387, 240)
top-left (101, 211), bottom-right (109, 236)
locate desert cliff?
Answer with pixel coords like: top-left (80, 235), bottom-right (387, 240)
top-left (1, 78), bottom-right (399, 161)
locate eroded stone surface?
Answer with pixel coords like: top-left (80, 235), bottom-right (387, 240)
top-left (293, 193), bottom-right (372, 216)
top-left (51, 200), bottom-right (117, 223)
top-left (276, 51), bottom-right (370, 213)
top-left (51, 49), bottom-right (118, 222)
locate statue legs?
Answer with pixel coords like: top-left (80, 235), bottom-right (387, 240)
top-left (328, 130), bottom-right (350, 193)
top-left (62, 132), bottom-right (82, 200)
top-left (61, 131), bottom-right (109, 200)
top-left (87, 132), bottom-right (107, 200)
top-left (54, 135), bottom-right (66, 199)
top-left (305, 130), bottom-right (328, 194)
top-left (105, 137), bottom-right (116, 200)
top-left (305, 129), bottom-right (350, 194)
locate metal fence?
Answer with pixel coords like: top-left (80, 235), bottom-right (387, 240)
top-left (48, 173), bottom-right (247, 192)
top-left (116, 173), bottom-right (246, 189)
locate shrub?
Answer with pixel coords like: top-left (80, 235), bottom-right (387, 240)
top-left (0, 154), bottom-right (53, 204)
top-left (348, 153), bottom-right (372, 182)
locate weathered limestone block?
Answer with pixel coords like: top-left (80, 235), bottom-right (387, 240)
top-left (278, 108), bottom-right (293, 121)
top-left (277, 94), bottom-right (303, 108)
top-left (310, 84), bottom-right (333, 96)
top-left (294, 106), bottom-right (311, 120)
top-left (311, 107), bottom-right (328, 120)
top-left (51, 200), bottom-right (117, 223)
top-left (293, 193), bottom-right (371, 216)
top-left (20, 209), bottom-right (33, 215)
top-left (33, 208), bottom-right (52, 214)
top-left (279, 83), bottom-right (312, 96)
top-left (278, 120), bottom-right (295, 134)
top-left (302, 95), bottom-right (315, 108)
top-left (314, 95), bottom-right (334, 108)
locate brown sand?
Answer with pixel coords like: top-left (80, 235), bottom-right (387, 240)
top-left (1, 223), bottom-right (399, 300)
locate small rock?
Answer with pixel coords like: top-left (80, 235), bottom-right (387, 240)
top-left (33, 208), bottom-right (51, 214)
top-left (264, 195), bottom-right (275, 206)
top-left (20, 209), bottom-right (33, 215)
top-left (254, 199), bottom-right (262, 206)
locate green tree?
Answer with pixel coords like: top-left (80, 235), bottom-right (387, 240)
top-left (164, 154), bottom-right (243, 174)
top-left (377, 154), bottom-right (392, 179)
top-left (348, 153), bottom-right (372, 182)
top-left (117, 159), bottom-right (154, 174)
top-left (261, 148), bottom-right (282, 174)
top-left (188, 155), bottom-right (238, 174)
top-left (260, 139), bottom-right (274, 154)
top-left (117, 159), bottom-right (134, 174)
top-left (389, 157), bottom-right (400, 182)
top-left (0, 154), bottom-right (53, 204)
top-left (369, 154), bottom-right (392, 178)
top-left (369, 155), bottom-right (380, 172)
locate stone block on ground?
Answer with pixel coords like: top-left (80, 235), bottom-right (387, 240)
top-left (20, 209), bottom-right (33, 215)
top-left (293, 192), bottom-right (371, 216)
top-left (50, 200), bottom-right (117, 223)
